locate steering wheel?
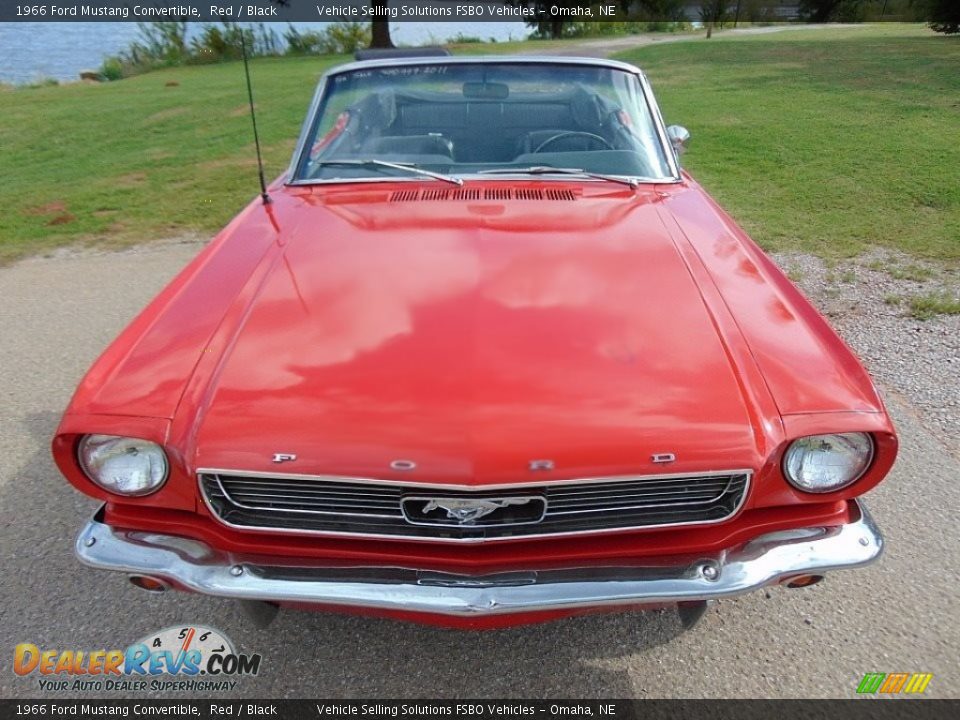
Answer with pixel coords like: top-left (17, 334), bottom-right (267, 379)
top-left (533, 131), bottom-right (614, 154)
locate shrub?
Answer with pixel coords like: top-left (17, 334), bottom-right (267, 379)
top-left (129, 21), bottom-right (189, 67)
top-left (283, 22), bottom-right (370, 56)
top-left (449, 34), bottom-right (485, 44)
top-left (798, 0), bottom-right (875, 22)
top-left (284, 25), bottom-right (326, 55)
top-left (925, 0), bottom-right (960, 33)
top-left (190, 23), bottom-right (248, 62)
top-left (99, 57), bottom-right (124, 81)
top-left (94, 20), bottom-right (369, 80)
top-left (642, 21), bottom-right (692, 32)
top-left (26, 77), bottom-right (59, 89)
top-left (97, 21), bottom-right (190, 78)
top-left (321, 22), bottom-right (371, 55)
top-left (252, 23), bottom-right (281, 55)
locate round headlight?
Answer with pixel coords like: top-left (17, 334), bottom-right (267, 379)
top-left (783, 433), bottom-right (874, 493)
top-left (78, 435), bottom-right (168, 496)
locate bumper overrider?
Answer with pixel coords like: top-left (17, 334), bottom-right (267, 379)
top-left (74, 500), bottom-right (883, 619)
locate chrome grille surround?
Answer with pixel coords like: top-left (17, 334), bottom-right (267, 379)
top-left (199, 469), bottom-right (750, 543)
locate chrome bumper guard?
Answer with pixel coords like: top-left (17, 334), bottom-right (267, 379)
top-left (75, 501), bottom-right (882, 617)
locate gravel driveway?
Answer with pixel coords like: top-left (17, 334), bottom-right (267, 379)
top-left (774, 251), bottom-right (959, 458)
top-left (1, 236), bottom-right (957, 699)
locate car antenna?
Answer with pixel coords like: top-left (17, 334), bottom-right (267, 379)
top-left (240, 28), bottom-right (270, 205)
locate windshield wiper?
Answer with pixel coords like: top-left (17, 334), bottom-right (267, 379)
top-left (477, 166), bottom-right (640, 189)
top-left (311, 159), bottom-right (462, 186)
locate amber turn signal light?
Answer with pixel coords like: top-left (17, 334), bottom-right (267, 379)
top-left (128, 575), bottom-right (169, 592)
top-left (783, 574), bottom-right (825, 588)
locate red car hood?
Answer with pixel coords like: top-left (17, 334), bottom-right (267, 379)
top-left (186, 186), bottom-right (764, 483)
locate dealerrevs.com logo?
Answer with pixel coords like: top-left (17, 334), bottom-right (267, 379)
top-left (14, 625), bottom-right (262, 693)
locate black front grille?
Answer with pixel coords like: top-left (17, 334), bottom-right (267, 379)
top-left (200, 471), bottom-right (749, 542)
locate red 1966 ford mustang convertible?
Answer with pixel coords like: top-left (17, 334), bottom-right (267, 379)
top-left (53, 56), bottom-right (897, 631)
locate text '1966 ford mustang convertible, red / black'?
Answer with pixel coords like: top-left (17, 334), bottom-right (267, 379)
top-left (53, 56), bottom-right (897, 631)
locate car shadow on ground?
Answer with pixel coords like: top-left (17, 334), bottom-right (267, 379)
top-left (1, 411), bottom-right (685, 698)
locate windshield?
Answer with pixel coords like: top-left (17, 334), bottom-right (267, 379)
top-left (294, 62), bottom-right (675, 183)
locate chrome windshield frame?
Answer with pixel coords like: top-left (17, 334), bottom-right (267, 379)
top-left (285, 56), bottom-right (683, 187)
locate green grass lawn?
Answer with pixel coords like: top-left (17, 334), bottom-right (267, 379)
top-left (0, 53), bottom-right (348, 264)
top-left (614, 24), bottom-right (960, 263)
top-left (1, 24), bottom-right (957, 266)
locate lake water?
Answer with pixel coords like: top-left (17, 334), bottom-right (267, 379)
top-left (0, 21), bottom-right (527, 85)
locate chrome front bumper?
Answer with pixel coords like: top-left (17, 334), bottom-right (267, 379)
top-left (75, 501), bottom-right (882, 617)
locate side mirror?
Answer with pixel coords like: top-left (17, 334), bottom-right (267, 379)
top-left (667, 125), bottom-right (691, 155)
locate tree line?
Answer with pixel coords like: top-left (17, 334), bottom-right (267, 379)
top-left (363, 0), bottom-right (957, 43)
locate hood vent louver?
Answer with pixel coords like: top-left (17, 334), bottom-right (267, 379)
top-left (390, 188), bottom-right (578, 203)
top-left (420, 188), bottom-right (451, 201)
top-left (389, 189), bottom-right (420, 202)
top-left (514, 188), bottom-right (542, 200)
top-left (483, 188), bottom-right (512, 201)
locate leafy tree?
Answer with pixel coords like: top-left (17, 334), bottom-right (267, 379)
top-left (635, 0), bottom-right (690, 22)
top-left (518, 1), bottom-right (582, 39)
top-left (513, 2), bottom-right (655, 40)
top-left (740, 0), bottom-right (781, 22)
top-left (925, 0), bottom-right (960, 33)
top-left (369, 0), bottom-right (394, 48)
top-left (324, 22), bottom-right (372, 54)
top-left (798, 0), bottom-right (841, 19)
top-left (798, 0), bottom-right (878, 21)
top-left (700, 0), bottom-right (731, 36)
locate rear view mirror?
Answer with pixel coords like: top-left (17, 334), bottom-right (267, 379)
top-left (463, 82), bottom-right (509, 100)
top-left (667, 125), bottom-right (691, 155)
